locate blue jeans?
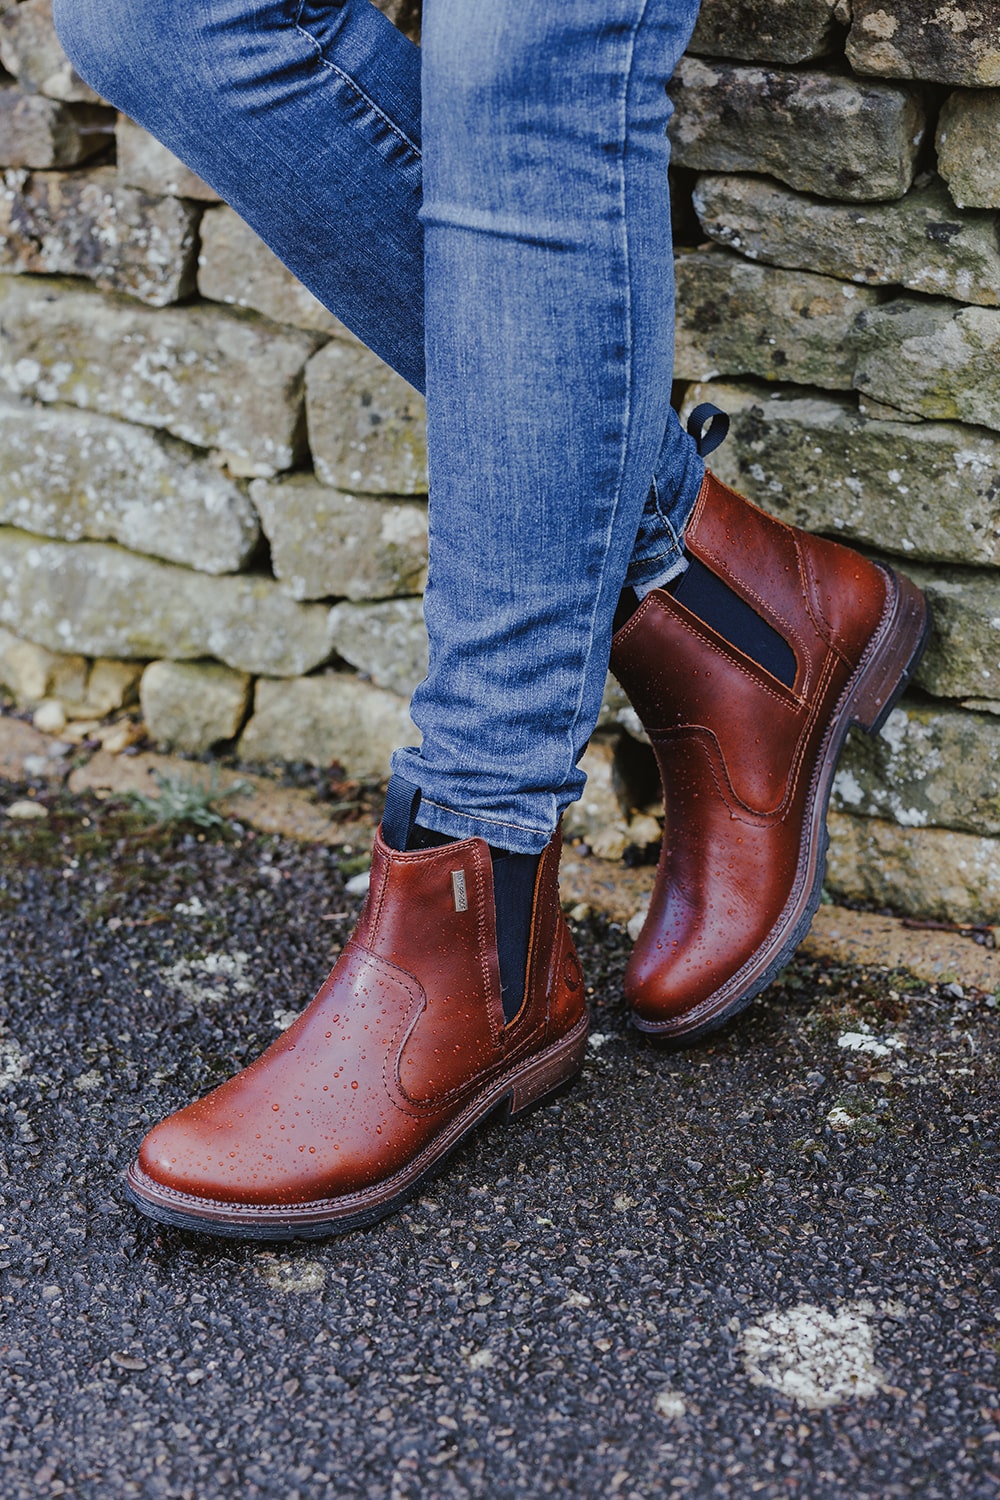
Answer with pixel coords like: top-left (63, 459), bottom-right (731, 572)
top-left (55, 0), bottom-right (705, 853)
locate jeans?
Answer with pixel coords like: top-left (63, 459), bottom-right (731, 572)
top-left (55, 0), bottom-right (705, 853)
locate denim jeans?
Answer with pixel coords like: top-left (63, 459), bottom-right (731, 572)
top-left (55, 0), bottom-right (705, 852)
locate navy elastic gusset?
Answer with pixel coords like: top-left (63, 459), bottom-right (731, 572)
top-left (491, 850), bottom-right (541, 1024)
top-left (672, 556), bottom-right (797, 687)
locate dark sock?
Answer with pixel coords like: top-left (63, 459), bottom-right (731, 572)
top-left (670, 555), bottom-right (797, 687)
top-left (380, 775), bottom-right (539, 1025)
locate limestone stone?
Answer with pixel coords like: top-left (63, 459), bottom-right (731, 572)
top-left (327, 597), bottom-right (427, 699)
top-left (199, 206), bottom-right (357, 337)
top-left (904, 564), bottom-right (1000, 702)
top-left (852, 297), bottom-right (1000, 434)
top-left (562, 739), bottom-right (630, 861)
top-left (238, 672), bottom-right (417, 775)
top-left (82, 659), bottom-right (142, 716)
top-left (0, 275), bottom-right (323, 475)
top-left (693, 174), bottom-right (1000, 309)
top-left (0, 85), bottom-right (112, 168)
top-left (0, 528), bottom-right (333, 677)
top-left (116, 116), bottom-right (219, 202)
top-left (688, 0), bottom-right (839, 63)
top-left (0, 0), bottom-right (102, 103)
top-left (674, 250), bottom-right (877, 389)
top-left (140, 659), bottom-right (252, 752)
top-left (249, 474), bottom-right (426, 601)
top-left (826, 812), bottom-right (1000, 924)
top-left (306, 341), bottom-right (427, 495)
top-left (0, 396), bottom-right (259, 572)
top-left (937, 90), bottom-right (1000, 210)
top-left (682, 381), bottom-right (1000, 567)
top-left (833, 703), bottom-right (1000, 838)
top-left (668, 57), bottom-right (926, 201)
top-left (847, 1), bottom-right (1000, 88)
top-left (0, 625), bottom-right (85, 706)
top-left (0, 166), bottom-right (200, 306)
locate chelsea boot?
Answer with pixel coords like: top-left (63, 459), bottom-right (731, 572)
top-left (126, 824), bottom-right (587, 1239)
top-left (611, 466), bottom-right (929, 1042)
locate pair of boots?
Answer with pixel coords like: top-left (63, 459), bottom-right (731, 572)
top-left (127, 464), bottom-right (928, 1239)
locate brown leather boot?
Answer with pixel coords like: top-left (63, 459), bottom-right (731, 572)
top-left (610, 469), bottom-right (929, 1042)
top-left (125, 826), bottom-right (587, 1239)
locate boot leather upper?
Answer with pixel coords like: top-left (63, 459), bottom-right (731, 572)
top-left (137, 828), bottom-right (584, 1207)
top-left (611, 471), bottom-right (891, 1025)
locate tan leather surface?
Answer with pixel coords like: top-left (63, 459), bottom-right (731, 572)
top-left (138, 827), bottom-right (584, 1207)
top-left (611, 470), bottom-right (896, 1025)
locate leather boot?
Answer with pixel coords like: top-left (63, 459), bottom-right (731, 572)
top-left (125, 825), bottom-right (587, 1239)
top-left (610, 468), bottom-right (929, 1042)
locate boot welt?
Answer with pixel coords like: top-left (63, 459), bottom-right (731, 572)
top-left (123, 1014), bottom-right (589, 1241)
top-left (633, 566), bottom-right (931, 1044)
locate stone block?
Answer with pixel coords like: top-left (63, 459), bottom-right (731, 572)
top-left (688, 0), bottom-right (839, 63)
top-left (116, 116), bottom-right (219, 202)
top-left (937, 90), bottom-right (1000, 210)
top-left (249, 474), bottom-right (426, 601)
top-left (0, 275), bottom-right (323, 475)
top-left (0, 625), bottom-right (85, 706)
top-left (199, 205), bottom-right (355, 337)
top-left (0, 166), bottom-right (200, 306)
top-left (674, 250), bottom-right (877, 389)
top-left (827, 811), bottom-right (1000, 924)
top-left (0, 527), bottom-right (333, 677)
top-left (682, 380), bottom-right (1000, 567)
top-left (905, 564), bottom-right (1000, 702)
top-left (833, 702), bottom-right (1000, 838)
top-left (238, 672), bottom-right (417, 775)
top-left (852, 297), bottom-right (1000, 434)
top-left (847, 1), bottom-right (1000, 87)
top-left (668, 57), bottom-right (926, 201)
top-left (83, 659), bottom-right (142, 716)
top-left (0, 84), bottom-right (112, 168)
top-left (693, 173), bottom-right (1000, 309)
top-left (140, 659), bottom-right (252, 752)
top-left (0, 395), bottom-right (259, 572)
top-left (0, 0), bottom-right (101, 103)
top-left (327, 597), bottom-right (427, 699)
top-left (306, 341), bottom-right (427, 495)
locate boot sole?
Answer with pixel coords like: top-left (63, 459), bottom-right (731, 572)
top-left (123, 1014), bottom-right (590, 1241)
top-left (633, 566), bottom-right (930, 1044)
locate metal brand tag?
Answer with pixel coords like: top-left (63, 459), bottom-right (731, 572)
top-left (451, 869), bottom-right (468, 912)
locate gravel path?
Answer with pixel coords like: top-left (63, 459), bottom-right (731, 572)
top-left (0, 788), bottom-right (996, 1498)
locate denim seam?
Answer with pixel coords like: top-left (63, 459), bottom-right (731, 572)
top-left (560, 0), bottom-right (650, 767)
top-left (292, 6), bottom-right (422, 160)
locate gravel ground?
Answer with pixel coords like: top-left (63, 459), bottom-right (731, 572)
top-left (0, 787), bottom-right (997, 1499)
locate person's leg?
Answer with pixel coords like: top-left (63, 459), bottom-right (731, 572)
top-left (392, 0), bottom-right (704, 851)
top-left (105, 0), bottom-right (705, 1238)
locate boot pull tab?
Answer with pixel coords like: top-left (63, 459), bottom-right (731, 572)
top-left (687, 402), bottom-right (730, 458)
top-left (381, 773), bottom-right (422, 850)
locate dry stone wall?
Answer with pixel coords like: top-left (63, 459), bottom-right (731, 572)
top-left (0, 0), bottom-right (997, 923)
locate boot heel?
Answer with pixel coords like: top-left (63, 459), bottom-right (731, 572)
top-left (506, 1018), bottom-right (589, 1119)
top-left (850, 570), bottom-right (931, 737)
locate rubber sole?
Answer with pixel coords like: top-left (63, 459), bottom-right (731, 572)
top-left (632, 566), bottom-right (931, 1045)
top-left (124, 1013), bottom-right (590, 1242)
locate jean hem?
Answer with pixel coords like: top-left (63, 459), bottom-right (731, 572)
top-left (412, 796), bottom-right (555, 856)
